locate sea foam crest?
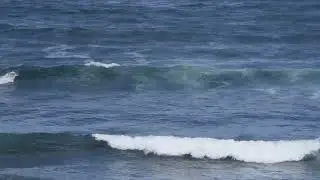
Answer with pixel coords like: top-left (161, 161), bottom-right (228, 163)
top-left (0, 72), bottom-right (18, 85)
top-left (93, 134), bottom-right (320, 163)
top-left (85, 61), bottom-right (120, 68)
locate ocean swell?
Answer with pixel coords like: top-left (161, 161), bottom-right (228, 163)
top-left (0, 133), bottom-right (106, 154)
top-left (3, 65), bottom-right (320, 90)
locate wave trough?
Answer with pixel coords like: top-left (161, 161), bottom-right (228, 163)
top-left (93, 134), bottom-right (320, 163)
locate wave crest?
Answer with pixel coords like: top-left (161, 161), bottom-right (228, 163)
top-left (92, 134), bottom-right (320, 163)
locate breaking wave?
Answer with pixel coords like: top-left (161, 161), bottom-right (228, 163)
top-left (0, 132), bottom-right (318, 164)
top-left (93, 134), bottom-right (320, 163)
top-left (0, 72), bottom-right (18, 85)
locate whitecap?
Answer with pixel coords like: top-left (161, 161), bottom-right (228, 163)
top-left (84, 61), bottom-right (120, 68)
top-left (0, 72), bottom-right (18, 85)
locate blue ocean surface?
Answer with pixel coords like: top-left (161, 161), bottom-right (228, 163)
top-left (0, 0), bottom-right (320, 179)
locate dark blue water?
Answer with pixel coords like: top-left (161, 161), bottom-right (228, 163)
top-left (1, 0), bottom-right (320, 179)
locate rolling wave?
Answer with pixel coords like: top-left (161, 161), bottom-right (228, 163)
top-left (2, 64), bottom-right (320, 90)
top-left (0, 132), bottom-right (318, 163)
top-left (93, 134), bottom-right (320, 163)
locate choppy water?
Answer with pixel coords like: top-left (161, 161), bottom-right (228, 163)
top-left (1, 0), bottom-right (320, 179)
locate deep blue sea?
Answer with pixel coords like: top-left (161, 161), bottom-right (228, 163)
top-left (0, 0), bottom-right (320, 179)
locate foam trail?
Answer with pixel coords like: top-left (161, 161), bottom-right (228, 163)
top-left (85, 61), bottom-right (120, 68)
top-left (0, 72), bottom-right (18, 85)
top-left (93, 134), bottom-right (320, 163)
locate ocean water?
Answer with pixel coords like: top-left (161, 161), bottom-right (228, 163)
top-left (0, 0), bottom-right (320, 179)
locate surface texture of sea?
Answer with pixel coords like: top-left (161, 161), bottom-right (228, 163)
top-left (1, 0), bottom-right (320, 179)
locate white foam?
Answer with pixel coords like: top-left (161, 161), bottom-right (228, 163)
top-left (92, 134), bottom-right (320, 163)
top-left (85, 61), bottom-right (120, 68)
top-left (0, 72), bottom-right (18, 85)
